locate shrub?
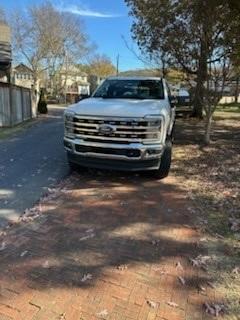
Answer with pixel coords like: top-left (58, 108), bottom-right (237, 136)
top-left (37, 91), bottom-right (48, 114)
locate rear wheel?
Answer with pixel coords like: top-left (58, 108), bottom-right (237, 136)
top-left (152, 138), bottom-right (172, 179)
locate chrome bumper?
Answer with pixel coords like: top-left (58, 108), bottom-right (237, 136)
top-left (64, 137), bottom-right (164, 161)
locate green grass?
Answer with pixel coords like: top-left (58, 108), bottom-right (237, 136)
top-left (0, 118), bottom-right (38, 140)
top-left (217, 102), bottom-right (240, 113)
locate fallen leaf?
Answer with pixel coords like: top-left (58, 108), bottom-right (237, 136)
top-left (204, 302), bottom-right (216, 315)
top-left (147, 300), bottom-right (158, 308)
top-left (178, 276), bottom-right (186, 285)
top-left (86, 228), bottom-right (95, 234)
top-left (176, 261), bottom-right (184, 271)
top-left (0, 242), bottom-right (6, 251)
top-left (0, 231), bottom-right (7, 237)
top-left (232, 267), bottom-right (239, 274)
top-left (79, 233), bottom-right (95, 241)
top-left (198, 285), bottom-right (206, 292)
top-left (151, 240), bottom-right (160, 246)
top-left (120, 201), bottom-right (128, 206)
top-left (190, 255), bottom-right (211, 270)
top-left (81, 273), bottom-right (92, 282)
top-left (117, 264), bottom-right (128, 271)
top-left (166, 301), bottom-right (179, 308)
top-left (42, 260), bottom-right (50, 268)
top-left (20, 250), bottom-right (28, 257)
top-left (96, 309), bottom-right (108, 318)
top-left (207, 281), bottom-right (216, 289)
top-left (204, 302), bottom-right (225, 317)
top-left (229, 218), bottom-right (240, 232)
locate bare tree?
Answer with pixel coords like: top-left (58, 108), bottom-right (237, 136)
top-left (86, 54), bottom-right (116, 77)
top-left (203, 55), bottom-right (231, 144)
top-left (11, 2), bottom-right (90, 94)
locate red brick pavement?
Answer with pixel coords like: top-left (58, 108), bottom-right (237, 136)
top-left (0, 172), bottom-right (222, 320)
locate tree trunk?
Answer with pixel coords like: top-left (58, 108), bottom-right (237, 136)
top-left (235, 76), bottom-right (239, 103)
top-left (192, 29), bottom-right (208, 119)
top-left (31, 74), bottom-right (38, 118)
top-left (192, 77), bottom-right (205, 118)
top-left (204, 112), bottom-right (212, 145)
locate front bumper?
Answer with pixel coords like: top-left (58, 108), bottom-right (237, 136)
top-left (64, 138), bottom-right (163, 171)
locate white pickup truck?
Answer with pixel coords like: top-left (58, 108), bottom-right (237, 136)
top-left (64, 77), bottom-right (176, 178)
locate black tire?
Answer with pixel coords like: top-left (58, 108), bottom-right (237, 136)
top-left (67, 153), bottom-right (83, 172)
top-left (68, 160), bottom-right (79, 172)
top-left (152, 138), bottom-right (172, 179)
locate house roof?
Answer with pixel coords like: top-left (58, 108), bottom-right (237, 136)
top-left (13, 63), bottom-right (33, 74)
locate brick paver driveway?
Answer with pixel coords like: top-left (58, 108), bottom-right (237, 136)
top-left (0, 171), bottom-right (219, 320)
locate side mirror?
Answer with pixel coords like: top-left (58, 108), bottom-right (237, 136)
top-left (169, 96), bottom-right (178, 108)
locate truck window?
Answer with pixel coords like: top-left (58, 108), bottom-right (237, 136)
top-left (93, 79), bottom-right (164, 100)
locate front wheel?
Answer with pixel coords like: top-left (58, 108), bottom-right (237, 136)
top-left (67, 153), bottom-right (83, 172)
top-left (152, 138), bottom-right (172, 179)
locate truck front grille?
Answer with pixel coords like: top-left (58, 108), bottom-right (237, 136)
top-left (65, 116), bottom-right (161, 144)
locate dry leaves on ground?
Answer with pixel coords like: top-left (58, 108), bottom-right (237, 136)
top-left (81, 273), bottom-right (93, 282)
top-left (190, 255), bottom-right (212, 270)
top-left (117, 264), bottom-right (128, 271)
top-left (166, 301), bottom-right (179, 308)
top-left (178, 276), bottom-right (186, 285)
top-left (204, 302), bottom-right (226, 317)
top-left (229, 218), bottom-right (240, 232)
top-left (176, 261), bottom-right (184, 271)
top-left (96, 309), bottom-right (108, 318)
top-left (0, 241), bottom-right (6, 251)
top-left (147, 300), bottom-right (158, 308)
top-left (20, 250), bottom-right (28, 257)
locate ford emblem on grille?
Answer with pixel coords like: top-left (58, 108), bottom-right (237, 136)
top-left (98, 124), bottom-right (115, 135)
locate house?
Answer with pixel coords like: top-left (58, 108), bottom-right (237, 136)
top-left (60, 66), bottom-right (90, 103)
top-left (12, 63), bottom-right (36, 89)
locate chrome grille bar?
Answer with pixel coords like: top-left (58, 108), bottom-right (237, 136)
top-left (65, 116), bottom-right (161, 144)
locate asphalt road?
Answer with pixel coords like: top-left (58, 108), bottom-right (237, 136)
top-left (0, 106), bottom-right (69, 228)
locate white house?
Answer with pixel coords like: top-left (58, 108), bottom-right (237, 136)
top-left (12, 63), bottom-right (39, 90)
top-left (60, 65), bottom-right (90, 102)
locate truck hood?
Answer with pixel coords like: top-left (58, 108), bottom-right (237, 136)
top-left (68, 98), bottom-right (168, 118)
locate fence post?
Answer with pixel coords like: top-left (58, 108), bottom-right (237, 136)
top-left (20, 87), bottom-right (24, 122)
top-left (29, 90), bottom-right (33, 119)
top-left (9, 83), bottom-right (13, 127)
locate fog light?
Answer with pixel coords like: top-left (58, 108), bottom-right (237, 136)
top-left (146, 149), bottom-right (161, 155)
top-left (64, 140), bottom-right (73, 150)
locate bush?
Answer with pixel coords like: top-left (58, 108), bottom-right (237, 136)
top-left (37, 91), bottom-right (48, 114)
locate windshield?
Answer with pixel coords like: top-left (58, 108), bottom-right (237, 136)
top-left (93, 79), bottom-right (164, 100)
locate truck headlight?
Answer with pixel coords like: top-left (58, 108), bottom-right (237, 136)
top-left (144, 115), bottom-right (163, 144)
top-left (64, 111), bottom-right (75, 138)
top-left (64, 110), bottom-right (75, 123)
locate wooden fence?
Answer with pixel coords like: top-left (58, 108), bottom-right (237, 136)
top-left (0, 82), bottom-right (32, 127)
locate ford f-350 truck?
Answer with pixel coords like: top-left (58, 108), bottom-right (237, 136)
top-left (64, 77), bottom-right (175, 178)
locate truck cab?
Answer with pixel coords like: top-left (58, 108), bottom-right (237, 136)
top-left (64, 77), bottom-right (175, 178)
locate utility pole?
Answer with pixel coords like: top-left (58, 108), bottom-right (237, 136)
top-left (116, 54), bottom-right (120, 75)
